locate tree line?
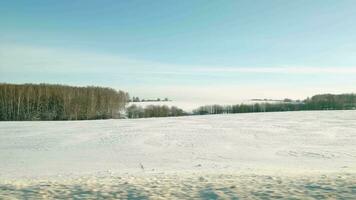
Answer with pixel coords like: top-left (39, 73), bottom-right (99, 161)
top-left (1, 83), bottom-right (355, 120)
top-left (193, 94), bottom-right (356, 115)
top-left (130, 97), bottom-right (170, 102)
top-left (0, 83), bottom-right (129, 120)
top-left (126, 104), bottom-right (186, 118)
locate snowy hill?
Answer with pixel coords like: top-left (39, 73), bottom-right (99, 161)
top-left (1, 110), bottom-right (355, 179)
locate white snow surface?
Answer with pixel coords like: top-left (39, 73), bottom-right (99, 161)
top-left (1, 110), bottom-right (356, 179)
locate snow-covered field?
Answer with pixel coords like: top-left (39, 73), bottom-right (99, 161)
top-left (1, 110), bottom-right (356, 198)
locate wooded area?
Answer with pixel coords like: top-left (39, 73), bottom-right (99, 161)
top-left (0, 83), bottom-right (129, 120)
top-left (1, 83), bottom-right (355, 120)
top-left (126, 104), bottom-right (186, 118)
top-left (193, 94), bottom-right (356, 115)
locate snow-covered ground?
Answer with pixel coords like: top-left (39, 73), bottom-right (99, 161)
top-left (1, 110), bottom-right (356, 198)
top-left (0, 110), bottom-right (355, 179)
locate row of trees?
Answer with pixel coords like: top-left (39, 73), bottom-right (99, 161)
top-left (126, 104), bottom-right (186, 118)
top-left (2, 83), bottom-right (355, 120)
top-left (0, 83), bottom-right (129, 120)
top-left (193, 94), bottom-right (356, 115)
top-left (303, 94), bottom-right (356, 110)
top-left (193, 103), bottom-right (302, 115)
top-left (130, 97), bottom-right (169, 102)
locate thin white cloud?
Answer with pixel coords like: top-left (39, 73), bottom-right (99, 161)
top-left (192, 66), bottom-right (356, 75)
top-left (1, 44), bottom-right (356, 76)
top-left (0, 44), bottom-right (164, 74)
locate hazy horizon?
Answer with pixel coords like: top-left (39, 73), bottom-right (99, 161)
top-left (1, 1), bottom-right (356, 102)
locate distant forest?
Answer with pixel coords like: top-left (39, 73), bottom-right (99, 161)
top-left (193, 94), bottom-right (356, 115)
top-left (130, 97), bottom-right (170, 102)
top-left (126, 94), bottom-right (356, 119)
top-left (0, 83), bottom-right (129, 120)
top-left (126, 104), bottom-right (186, 118)
top-left (1, 83), bottom-right (356, 120)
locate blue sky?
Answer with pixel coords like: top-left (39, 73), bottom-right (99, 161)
top-left (1, 0), bottom-right (356, 102)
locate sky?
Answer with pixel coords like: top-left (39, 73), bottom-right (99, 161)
top-left (1, 0), bottom-right (356, 103)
